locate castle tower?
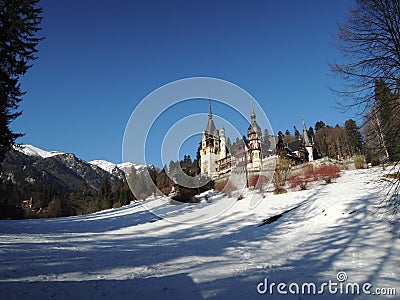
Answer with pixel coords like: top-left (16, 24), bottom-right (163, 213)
top-left (219, 125), bottom-right (226, 160)
top-left (200, 102), bottom-right (220, 177)
top-left (247, 100), bottom-right (262, 170)
top-left (303, 118), bottom-right (314, 162)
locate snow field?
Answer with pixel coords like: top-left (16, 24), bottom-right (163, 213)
top-left (0, 167), bottom-right (399, 299)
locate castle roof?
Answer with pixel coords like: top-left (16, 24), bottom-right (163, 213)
top-left (302, 118), bottom-right (311, 146)
top-left (206, 102), bottom-right (219, 137)
top-left (248, 100), bottom-right (261, 134)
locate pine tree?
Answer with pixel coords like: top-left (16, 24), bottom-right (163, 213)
top-left (97, 176), bottom-right (113, 210)
top-left (116, 179), bottom-right (134, 206)
top-left (315, 121), bottom-right (326, 132)
top-left (308, 127), bottom-right (314, 141)
top-left (344, 119), bottom-right (363, 156)
top-left (0, 0), bottom-right (43, 163)
top-left (294, 126), bottom-right (301, 140)
top-left (375, 79), bottom-right (400, 161)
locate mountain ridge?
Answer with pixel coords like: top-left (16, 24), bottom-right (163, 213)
top-left (1, 144), bottom-right (147, 192)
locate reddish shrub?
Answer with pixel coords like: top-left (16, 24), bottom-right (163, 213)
top-left (139, 193), bottom-right (149, 200)
top-left (314, 165), bottom-right (340, 184)
top-left (222, 180), bottom-right (237, 197)
top-left (249, 175), bottom-right (268, 190)
top-left (160, 187), bottom-right (172, 195)
top-left (289, 174), bottom-right (312, 190)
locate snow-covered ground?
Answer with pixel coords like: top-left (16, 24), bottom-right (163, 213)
top-left (0, 167), bottom-right (399, 299)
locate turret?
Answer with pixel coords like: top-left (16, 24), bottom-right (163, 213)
top-left (303, 118), bottom-right (314, 162)
top-left (220, 126), bottom-right (226, 160)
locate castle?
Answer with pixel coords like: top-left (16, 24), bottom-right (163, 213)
top-left (200, 102), bottom-right (314, 179)
top-left (199, 102), bottom-right (267, 178)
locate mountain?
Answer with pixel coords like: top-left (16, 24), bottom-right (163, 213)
top-left (89, 160), bottom-right (147, 177)
top-left (17, 144), bottom-right (64, 158)
top-left (1, 145), bottom-right (127, 192)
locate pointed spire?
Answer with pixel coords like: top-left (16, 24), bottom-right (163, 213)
top-left (250, 99), bottom-right (256, 120)
top-left (302, 117), bottom-right (310, 145)
top-left (205, 100), bottom-right (218, 136)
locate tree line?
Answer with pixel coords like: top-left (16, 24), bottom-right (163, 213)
top-left (0, 155), bottom-right (206, 219)
top-left (277, 118), bottom-right (364, 161)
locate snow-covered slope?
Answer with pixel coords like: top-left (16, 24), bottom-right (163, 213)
top-left (0, 168), bottom-right (398, 300)
top-left (89, 159), bottom-right (119, 174)
top-left (16, 144), bottom-right (64, 158)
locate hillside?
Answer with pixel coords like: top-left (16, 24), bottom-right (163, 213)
top-left (0, 167), bottom-right (399, 299)
top-left (1, 145), bottom-right (145, 193)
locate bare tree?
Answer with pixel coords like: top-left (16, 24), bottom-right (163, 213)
top-left (331, 0), bottom-right (400, 229)
top-left (330, 0), bottom-right (400, 112)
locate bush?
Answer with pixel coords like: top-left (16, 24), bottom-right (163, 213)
top-left (139, 193), bottom-right (149, 200)
top-left (249, 175), bottom-right (268, 190)
top-left (159, 187), bottom-right (172, 195)
top-left (214, 179), bottom-right (228, 192)
top-left (353, 155), bottom-right (366, 169)
top-left (371, 158), bottom-right (380, 167)
top-left (288, 174), bottom-right (312, 190)
top-left (112, 202), bottom-right (122, 209)
top-left (170, 189), bottom-right (197, 203)
top-left (314, 165), bottom-right (341, 184)
top-left (214, 179), bottom-right (237, 197)
top-left (223, 181), bottom-right (237, 197)
top-left (273, 186), bottom-right (287, 194)
top-left (273, 155), bottom-right (292, 195)
top-left (190, 196), bottom-right (201, 204)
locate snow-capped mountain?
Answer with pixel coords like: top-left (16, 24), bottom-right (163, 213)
top-left (89, 160), bottom-right (119, 174)
top-left (89, 160), bottom-right (147, 177)
top-left (16, 144), bottom-right (64, 158)
top-left (1, 145), bottom-right (142, 191)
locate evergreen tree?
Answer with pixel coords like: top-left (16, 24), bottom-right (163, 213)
top-left (294, 126), bottom-right (301, 140)
top-left (261, 128), bottom-right (271, 152)
top-left (0, 0), bottom-right (43, 163)
top-left (283, 129), bottom-right (294, 144)
top-left (308, 127), bottom-right (314, 141)
top-left (344, 119), bottom-right (363, 155)
top-left (226, 137), bottom-right (232, 148)
top-left (97, 176), bottom-right (113, 210)
top-left (147, 165), bottom-right (157, 185)
top-left (375, 79), bottom-right (400, 161)
top-left (156, 166), bottom-right (172, 191)
top-left (116, 179), bottom-right (134, 206)
top-left (315, 121), bottom-right (326, 132)
top-left (47, 197), bottom-right (62, 218)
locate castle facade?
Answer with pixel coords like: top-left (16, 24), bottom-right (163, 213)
top-left (199, 102), bottom-right (265, 178)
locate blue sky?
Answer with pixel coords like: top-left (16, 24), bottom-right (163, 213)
top-left (14, 0), bottom-right (356, 166)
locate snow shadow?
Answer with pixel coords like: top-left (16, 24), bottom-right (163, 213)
top-left (0, 273), bottom-right (204, 300)
top-left (252, 190), bottom-right (399, 299)
top-left (0, 202), bottom-right (160, 234)
top-left (1, 182), bottom-right (399, 299)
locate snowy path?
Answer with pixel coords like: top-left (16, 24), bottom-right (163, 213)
top-left (0, 168), bottom-right (399, 299)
